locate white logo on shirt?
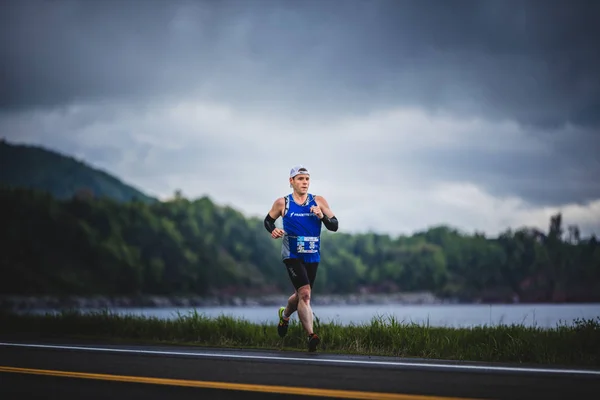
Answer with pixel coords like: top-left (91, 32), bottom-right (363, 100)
top-left (290, 212), bottom-right (315, 217)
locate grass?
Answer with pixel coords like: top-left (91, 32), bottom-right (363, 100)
top-left (1, 308), bottom-right (599, 367)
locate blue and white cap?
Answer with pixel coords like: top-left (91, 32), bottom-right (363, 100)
top-left (289, 164), bottom-right (310, 178)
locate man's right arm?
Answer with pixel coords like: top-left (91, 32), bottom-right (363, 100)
top-left (264, 197), bottom-right (285, 238)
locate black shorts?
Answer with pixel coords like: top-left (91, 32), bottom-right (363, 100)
top-left (283, 258), bottom-right (319, 290)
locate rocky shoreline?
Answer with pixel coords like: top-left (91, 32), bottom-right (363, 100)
top-left (1, 291), bottom-right (445, 311)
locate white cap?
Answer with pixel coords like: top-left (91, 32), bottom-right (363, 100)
top-left (289, 165), bottom-right (310, 178)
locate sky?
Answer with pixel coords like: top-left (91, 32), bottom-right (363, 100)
top-left (1, 0), bottom-right (599, 238)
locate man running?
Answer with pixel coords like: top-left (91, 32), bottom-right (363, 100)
top-left (263, 165), bottom-right (339, 352)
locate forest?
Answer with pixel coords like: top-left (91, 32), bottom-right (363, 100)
top-left (2, 185), bottom-right (599, 303)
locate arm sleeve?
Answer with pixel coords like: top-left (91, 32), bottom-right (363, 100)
top-left (321, 215), bottom-right (338, 232)
top-left (264, 214), bottom-right (277, 233)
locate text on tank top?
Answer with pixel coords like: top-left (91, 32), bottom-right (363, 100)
top-left (282, 193), bottom-right (322, 254)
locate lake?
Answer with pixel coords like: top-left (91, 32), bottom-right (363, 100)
top-left (65, 303), bottom-right (600, 329)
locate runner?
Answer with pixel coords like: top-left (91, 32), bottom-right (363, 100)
top-left (263, 165), bottom-right (339, 352)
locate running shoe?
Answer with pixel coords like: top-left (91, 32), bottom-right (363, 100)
top-left (307, 333), bottom-right (320, 352)
top-left (277, 306), bottom-right (289, 338)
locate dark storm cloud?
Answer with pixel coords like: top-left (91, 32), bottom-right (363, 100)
top-left (1, 0), bottom-right (599, 129)
top-left (1, 0), bottom-right (599, 223)
top-left (402, 135), bottom-right (600, 207)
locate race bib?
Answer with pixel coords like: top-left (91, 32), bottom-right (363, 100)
top-left (296, 236), bottom-right (320, 253)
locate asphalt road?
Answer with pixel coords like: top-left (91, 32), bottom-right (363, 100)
top-left (0, 339), bottom-right (599, 400)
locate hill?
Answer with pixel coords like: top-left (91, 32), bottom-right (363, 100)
top-left (0, 139), bottom-right (598, 304)
top-left (0, 139), bottom-right (156, 204)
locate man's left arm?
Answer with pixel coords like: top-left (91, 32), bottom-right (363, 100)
top-left (314, 195), bottom-right (338, 232)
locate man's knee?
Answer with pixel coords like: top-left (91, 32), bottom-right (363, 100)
top-left (297, 285), bottom-right (311, 304)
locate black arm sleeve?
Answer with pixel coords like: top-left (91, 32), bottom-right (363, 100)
top-left (264, 214), bottom-right (277, 233)
top-left (321, 215), bottom-right (339, 232)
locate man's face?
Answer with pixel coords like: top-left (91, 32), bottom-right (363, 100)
top-left (290, 174), bottom-right (310, 194)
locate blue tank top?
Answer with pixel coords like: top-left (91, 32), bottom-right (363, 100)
top-left (281, 193), bottom-right (322, 263)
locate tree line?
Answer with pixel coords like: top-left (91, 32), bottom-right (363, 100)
top-left (1, 185), bottom-right (599, 302)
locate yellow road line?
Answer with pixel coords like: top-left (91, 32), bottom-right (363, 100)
top-left (0, 365), bottom-right (482, 400)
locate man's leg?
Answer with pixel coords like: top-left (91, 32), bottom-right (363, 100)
top-left (279, 258), bottom-right (310, 338)
top-left (296, 284), bottom-right (314, 335)
top-left (278, 292), bottom-right (297, 337)
top-left (304, 262), bottom-right (320, 352)
top-left (284, 292), bottom-right (298, 317)
top-left (296, 262), bottom-right (319, 336)
top-left (297, 282), bottom-right (320, 352)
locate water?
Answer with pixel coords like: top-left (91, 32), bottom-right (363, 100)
top-left (61, 303), bottom-right (600, 329)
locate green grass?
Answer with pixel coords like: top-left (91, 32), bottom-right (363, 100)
top-left (1, 309), bottom-right (599, 367)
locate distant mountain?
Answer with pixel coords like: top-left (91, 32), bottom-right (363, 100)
top-left (0, 139), bottom-right (157, 204)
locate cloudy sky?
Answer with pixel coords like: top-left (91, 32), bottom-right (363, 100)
top-left (1, 0), bottom-right (599, 238)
